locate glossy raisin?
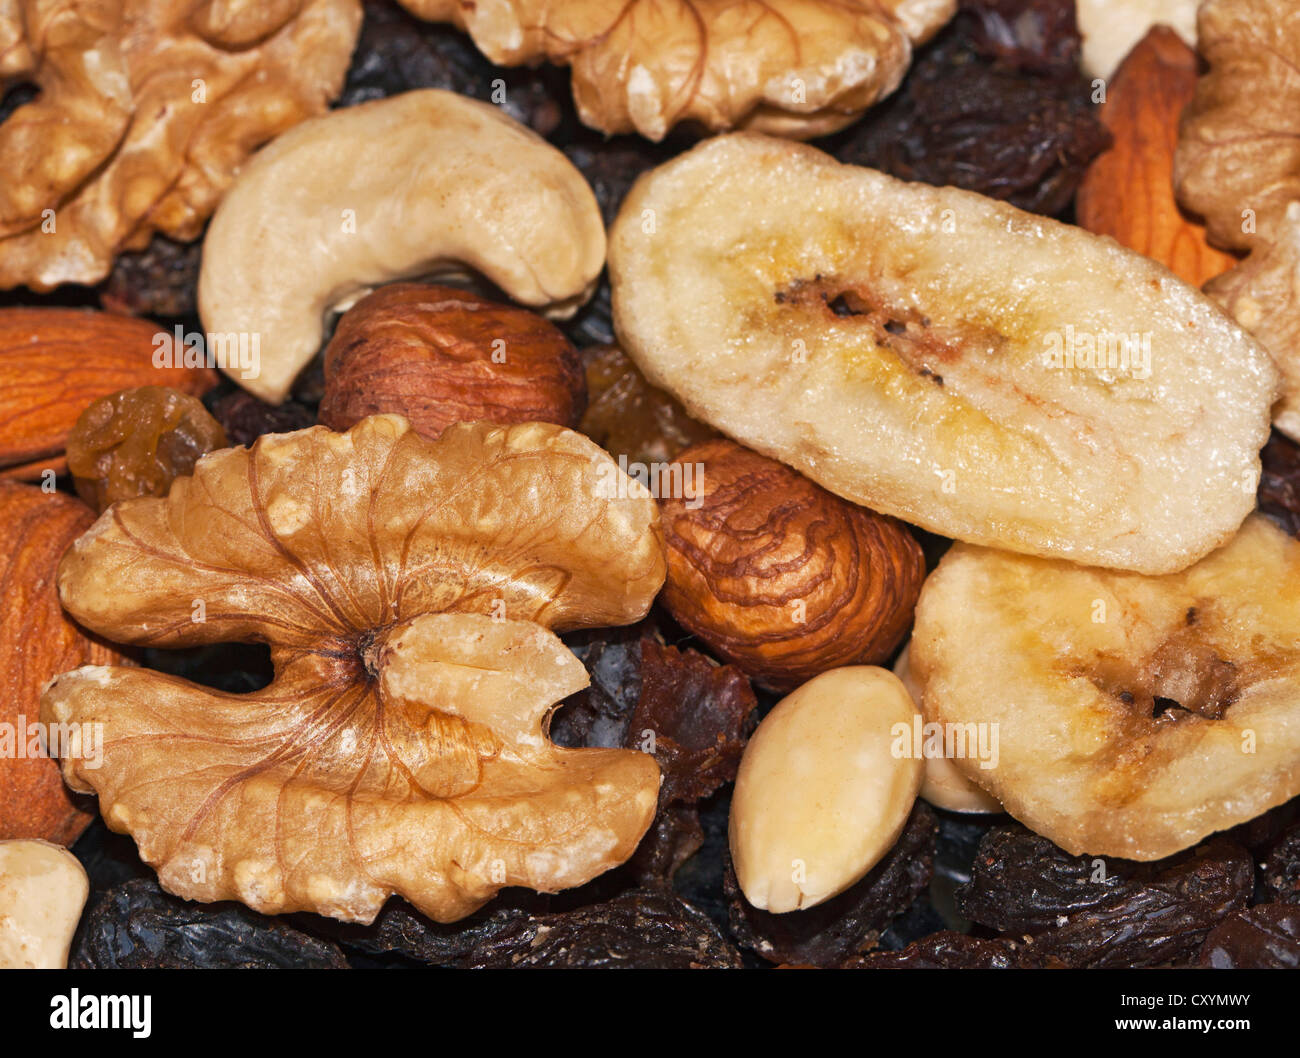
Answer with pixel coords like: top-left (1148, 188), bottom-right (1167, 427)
top-left (66, 386), bottom-right (228, 513)
top-left (844, 930), bottom-right (1018, 969)
top-left (210, 390), bottom-right (317, 448)
top-left (1197, 903), bottom-right (1300, 969)
top-left (725, 802), bottom-right (937, 967)
top-left (100, 234), bottom-right (202, 319)
top-left (72, 878), bottom-right (349, 969)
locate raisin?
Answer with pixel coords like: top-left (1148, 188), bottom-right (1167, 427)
top-left (725, 802), bottom-right (937, 966)
top-left (210, 390), bottom-right (317, 448)
top-left (579, 343), bottom-right (717, 468)
top-left (1197, 903), bottom-right (1300, 969)
top-left (1260, 821), bottom-right (1300, 904)
top-left (555, 624), bottom-right (757, 886)
top-left (71, 878), bottom-right (349, 969)
top-left (827, 0), bottom-right (1109, 217)
top-left (315, 889), bottom-right (742, 968)
top-left (959, 825), bottom-right (1253, 968)
top-left (1258, 430), bottom-right (1300, 539)
top-left (843, 930), bottom-right (1018, 969)
top-left (66, 386), bottom-right (228, 513)
top-left (340, 0), bottom-right (568, 137)
top-left (100, 234), bottom-right (202, 319)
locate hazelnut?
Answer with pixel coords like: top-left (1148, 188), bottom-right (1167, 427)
top-left (319, 284), bottom-right (587, 440)
top-left (660, 439), bottom-right (925, 691)
top-left (729, 667), bottom-right (923, 913)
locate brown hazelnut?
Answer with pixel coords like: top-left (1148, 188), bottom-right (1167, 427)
top-left (660, 439), bottom-right (925, 691)
top-left (319, 283), bottom-right (586, 439)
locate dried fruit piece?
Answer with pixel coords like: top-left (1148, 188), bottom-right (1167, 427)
top-left (42, 415), bottom-right (665, 923)
top-left (0, 0), bottom-right (361, 291)
top-left (1, 483), bottom-right (123, 845)
top-left (1259, 431), bottom-right (1300, 538)
top-left (1260, 822), bottom-right (1300, 905)
top-left (578, 343), bottom-right (715, 468)
top-left (0, 308), bottom-right (217, 480)
top-left (610, 134), bottom-right (1276, 574)
top-left (912, 515), bottom-right (1300, 860)
top-left (725, 801), bottom-right (936, 966)
top-left (199, 90), bottom-right (605, 404)
top-left (843, 930), bottom-right (1016, 968)
top-left (1198, 903), bottom-right (1300, 969)
top-left (831, 0), bottom-right (1109, 216)
top-left (100, 235), bottom-right (202, 319)
top-left (397, 0), bottom-right (957, 140)
top-left (730, 668), bottom-right (923, 912)
top-left (893, 645), bottom-right (1001, 814)
top-left (319, 284), bottom-right (586, 440)
top-left (73, 878), bottom-right (350, 969)
top-left (1076, 28), bottom-right (1237, 287)
top-left (0, 839), bottom-right (89, 969)
top-left (660, 440), bottom-right (924, 691)
top-left (66, 386), bottom-right (228, 514)
top-left (958, 827), bottom-right (1252, 968)
top-left (210, 391), bottom-right (317, 449)
top-left (322, 888), bottom-right (742, 968)
top-left (554, 628), bottom-right (757, 885)
top-left (340, 0), bottom-right (567, 135)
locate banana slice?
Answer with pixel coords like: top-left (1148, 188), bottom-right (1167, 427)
top-left (910, 515), bottom-right (1300, 861)
top-left (609, 134), bottom-right (1277, 575)
top-left (893, 645), bottom-right (1001, 815)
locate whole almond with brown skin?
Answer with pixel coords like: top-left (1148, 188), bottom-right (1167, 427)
top-left (0, 482), bottom-right (124, 844)
top-left (319, 283), bottom-right (586, 439)
top-left (660, 439), bottom-right (925, 692)
top-left (0, 309), bottom-right (218, 480)
top-left (1077, 27), bottom-right (1237, 287)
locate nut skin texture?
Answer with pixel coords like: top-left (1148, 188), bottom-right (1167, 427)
top-left (729, 666), bottom-right (923, 914)
top-left (319, 283), bottom-right (586, 440)
top-left (660, 439), bottom-right (925, 692)
top-left (0, 483), bottom-right (123, 845)
top-left (67, 386), bottom-right (229, 514)
top-left (1077, 28), bottom-right (1237, 288)
top-left (41, 415), bottom-right (666, 924)
top-left (0, 0), bottom-right (361, 291)
top-left (0, 308), bottom-right (218, 480)
top-left (0, 839), bottom-right (89, 969)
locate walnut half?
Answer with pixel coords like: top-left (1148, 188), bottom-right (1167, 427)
top-left (398, 0), bottom-right (956, 141)
top-left (41, 415), bottom-right (666, 923)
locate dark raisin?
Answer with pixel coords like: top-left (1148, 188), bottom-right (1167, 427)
top-left (312, 889), bottom-right (742, 968)
top-left (725, 802), bottom-right (937, 966)
top-left (1260, 821), bottom-right (1300, 904)
top-left (843, 930), bottom-right (1018, 969)
top-left (1258, 430), bottom-right (1300, 539)
top-left (1197, 903), bottom-right (1300, 969)
top-left (100, 235), bottom-right (202, 319)
top-left (827, 0), bottom-right (1109, 217)
top-left (210, 390), bottom-right (317, 447)
top-left (340, 1), bottom-right (568, 137)
top-left (554, 625), bottom-right (757, 886)
top-left (72, 878), bottom-right (349, 969)
top-left (959, 825), bottom-right (1253, 968)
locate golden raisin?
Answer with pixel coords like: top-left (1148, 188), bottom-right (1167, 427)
top-left (579, 344), bottom-right (715, 468)
top-left (66, 386), bottom-right (227, 514)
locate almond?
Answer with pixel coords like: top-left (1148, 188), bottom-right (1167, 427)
top-left (0, 482), bottom-right (125, 844)
top-left (1077, 27), bottom-right (1237, 287)
top-left (0, 308), bottom-right (218, 481)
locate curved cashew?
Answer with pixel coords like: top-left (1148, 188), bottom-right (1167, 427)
top-left (198, 89), bottom-right (606, 404)
top-left (0, 839), bottom-right (89, 969)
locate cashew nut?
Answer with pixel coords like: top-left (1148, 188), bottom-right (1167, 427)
top-left (0, 839), bottom-right (89, 969)
top-left (198, 89), bottom-right (606, 404)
